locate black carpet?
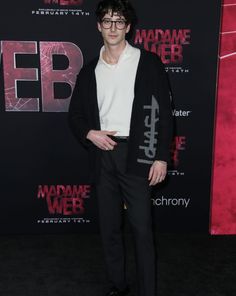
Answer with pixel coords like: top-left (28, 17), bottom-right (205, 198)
top-left (0, 232), bottom-right (235, 296)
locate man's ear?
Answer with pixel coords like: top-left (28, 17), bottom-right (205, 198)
top-left (126, 23), bottom-right (131, 34)
top-left (97, 22), bottom-right (102, 32)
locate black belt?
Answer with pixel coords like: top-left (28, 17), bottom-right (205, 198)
top-left (109, 135), bottom-right (129, 143)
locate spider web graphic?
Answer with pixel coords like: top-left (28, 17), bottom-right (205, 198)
top-left (3, 41), bottom-right (40, 112)
top-left (2, 41), bottom-right (83, 112)
top-left (219, 1), bottom-right (236, 59)
top-left (5, 87), bottom-right (37, 111)
top-left (40, 42), bottom-right (77, 84)
top-left (40, 41), bottom-right (83, 112)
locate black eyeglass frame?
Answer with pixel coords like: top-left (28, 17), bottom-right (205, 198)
top-left (100, 19), bottom-right (128, 30)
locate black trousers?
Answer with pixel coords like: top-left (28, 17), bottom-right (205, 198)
top-left (96, 142), bottom-right (156, 296)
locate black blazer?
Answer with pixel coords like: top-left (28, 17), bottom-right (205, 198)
top-left (68, 49), bottom-right (173, 182)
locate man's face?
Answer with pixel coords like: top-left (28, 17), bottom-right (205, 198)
top-left (97, 11), bottom-right (131, 47)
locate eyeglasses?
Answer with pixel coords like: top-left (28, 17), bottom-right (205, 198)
top-left (101, 19), bottom-right (127, 30)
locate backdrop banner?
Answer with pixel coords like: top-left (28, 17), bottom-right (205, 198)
top-left (211, 0), bottom-right (236, 235)
top-left (0, 0), bottom-right (221, 234)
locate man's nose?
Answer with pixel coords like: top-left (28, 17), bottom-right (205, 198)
top-left (110, 22), bottom-right (116, 31)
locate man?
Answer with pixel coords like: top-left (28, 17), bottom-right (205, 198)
top-left (68, 1), bottom-right (173, 295)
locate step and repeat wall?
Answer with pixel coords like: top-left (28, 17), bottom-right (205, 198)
top-left (0, 0), bottom-right (221, 234)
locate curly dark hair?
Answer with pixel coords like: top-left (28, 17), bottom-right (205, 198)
top-left (95, 0), bottom-right (136, 25)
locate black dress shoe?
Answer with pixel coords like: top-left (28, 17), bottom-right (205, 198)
top-left (105, 286), bottom-right (130, 296)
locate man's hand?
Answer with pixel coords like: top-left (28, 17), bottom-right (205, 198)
top-left (148, 160), bottom-right (167, 186)
top-left (86, 130), bottom-right (117, 150)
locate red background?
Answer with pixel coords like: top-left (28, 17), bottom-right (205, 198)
top-left (211, 0), bottom-right (236, 234)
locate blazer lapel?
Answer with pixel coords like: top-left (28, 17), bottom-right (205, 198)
top-left (88, 58), bottom-right (101, 130)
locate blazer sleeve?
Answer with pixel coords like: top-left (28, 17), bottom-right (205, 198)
top-left (68, 68), bottom-right (92, 148)
top-left (154, 56), bottom-right (173, 163)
